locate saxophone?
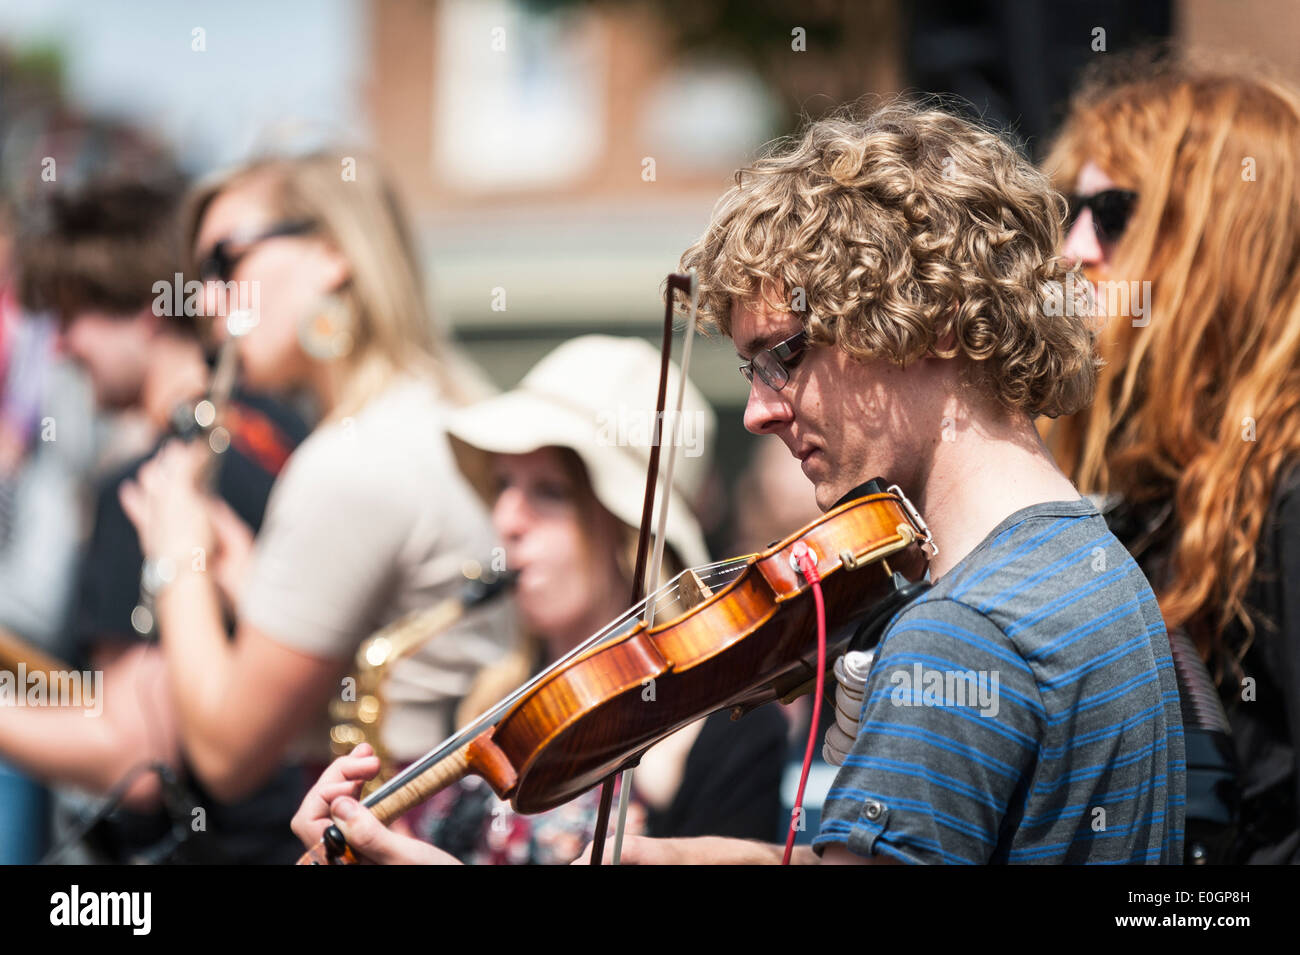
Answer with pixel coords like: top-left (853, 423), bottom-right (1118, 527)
top-left (131, 326), bottom-right (243, 637)
top-left (329, 561), bottom-right (515, 793)
top-left (0, 625), bottom-right (66, 677)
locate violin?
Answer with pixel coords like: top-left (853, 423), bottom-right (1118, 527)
top-left (299, 481), bottom-right (932, 864)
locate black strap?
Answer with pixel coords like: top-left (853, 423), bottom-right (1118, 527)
top-left (847, 571), bottom-right (932, 655)
top-left (832, 477), bottom-right (891, 510)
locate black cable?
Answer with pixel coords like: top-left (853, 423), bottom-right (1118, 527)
top-left (39, 760), bottom-right (169, 864)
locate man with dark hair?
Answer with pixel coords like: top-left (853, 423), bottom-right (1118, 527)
top-left (0, 176), bottom-right (310, 863)
top-left (20, 178), bottom-right (201, 410)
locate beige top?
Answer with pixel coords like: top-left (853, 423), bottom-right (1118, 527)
top-left (241, 376), bottom-right (513, 761)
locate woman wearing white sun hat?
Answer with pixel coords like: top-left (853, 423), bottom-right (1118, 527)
top-left (292, 335), bottom-right (788, 865)
top-left (447, 334), bottom-right (714, 618)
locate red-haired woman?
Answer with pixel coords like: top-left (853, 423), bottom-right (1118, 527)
top-left (1046, 57), bottom-right (1300, 863)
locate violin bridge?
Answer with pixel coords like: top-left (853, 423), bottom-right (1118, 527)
top-left (677, 568), bottom-right (714, 611)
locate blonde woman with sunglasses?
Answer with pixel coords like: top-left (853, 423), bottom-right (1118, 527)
top-left (121, 154), bottom-right (512, 809)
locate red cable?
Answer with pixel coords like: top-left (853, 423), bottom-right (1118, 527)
top-left (783, 542), bottom-right (826, 866)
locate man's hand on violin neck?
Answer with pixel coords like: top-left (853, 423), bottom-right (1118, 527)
top-left (572, 836), bottom-right (818, 865)
top-left (327, 796), bottom-right (461, 865)
top-left (291, 744), bottom-right (462, 865)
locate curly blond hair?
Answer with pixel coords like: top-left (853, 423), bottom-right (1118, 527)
top-left (680, 100), bottom-right (1099, 418)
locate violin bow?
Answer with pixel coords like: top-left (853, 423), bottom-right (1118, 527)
top-left (590, 271), bottom-right (700, 865)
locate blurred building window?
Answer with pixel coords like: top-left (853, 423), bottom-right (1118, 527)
top-left (432, 0), bottom-right (606, 190)
top-left (639, 60), bottom-right (778, 168)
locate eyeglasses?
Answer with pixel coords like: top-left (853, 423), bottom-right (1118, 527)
top-left (1066, 189), bottom-right (1137, 245)
top-left (195, 219), bottom-right (317, 283)
top-left (738, 330), bottom-right (809, 392)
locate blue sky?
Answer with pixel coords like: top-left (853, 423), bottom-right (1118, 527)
top-left (0, 0), bottom-right (367, 172)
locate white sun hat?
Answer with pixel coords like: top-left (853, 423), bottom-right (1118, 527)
top-left (445, 335), bottom-right (716, 570)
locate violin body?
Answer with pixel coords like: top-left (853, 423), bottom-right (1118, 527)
top-left (487, 490), bottom-right (927, 812)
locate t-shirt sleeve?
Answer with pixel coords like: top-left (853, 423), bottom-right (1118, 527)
top-left (239, 435), bottom-right (415, 660)
top-left (813, 597), bottom-right (1044, 864)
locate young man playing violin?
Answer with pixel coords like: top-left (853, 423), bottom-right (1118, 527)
top-left (293, 102), bottom-right (1186, 865)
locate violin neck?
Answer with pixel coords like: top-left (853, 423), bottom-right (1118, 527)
top-left (365, 740), bottom-right (471, 824)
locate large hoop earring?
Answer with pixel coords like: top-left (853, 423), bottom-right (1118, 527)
top-left (297, 293), bottom-right (355, 360)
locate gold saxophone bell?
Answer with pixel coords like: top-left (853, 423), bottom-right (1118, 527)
top-left (329, 560), bottom-right (516, 794)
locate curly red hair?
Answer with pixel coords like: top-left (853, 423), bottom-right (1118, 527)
top-left (1045, 56), bottom-right (1300, 680)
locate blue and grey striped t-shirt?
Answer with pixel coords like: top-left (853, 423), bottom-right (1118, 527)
top-left (813, 498), bottom-right (1186, 864)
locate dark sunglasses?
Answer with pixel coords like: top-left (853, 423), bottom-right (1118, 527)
top-left (1066, 189), bottom-right (1138, 245)
top-left (738, 330), bottom-right (809, 392)
top-left (195, 219), bottom-right (317, 282)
